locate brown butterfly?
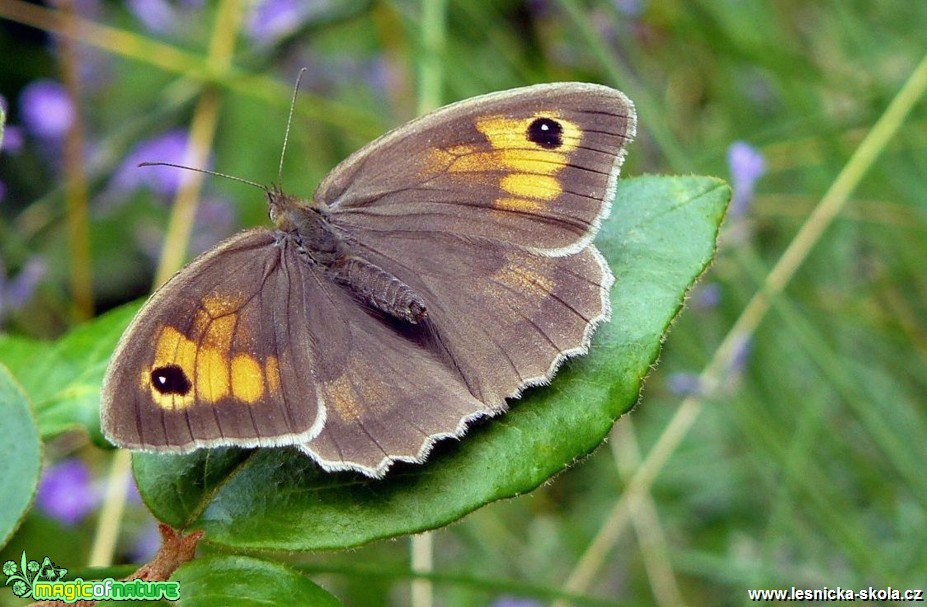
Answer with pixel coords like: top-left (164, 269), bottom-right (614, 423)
top-left (101, 82), bottom-right (636, 477)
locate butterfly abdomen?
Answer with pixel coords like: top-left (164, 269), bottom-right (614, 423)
top-left (329, 256), bottom-right (428, 324)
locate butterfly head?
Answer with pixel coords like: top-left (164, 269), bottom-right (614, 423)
top-left (267, 187), bottom-right (321, 232)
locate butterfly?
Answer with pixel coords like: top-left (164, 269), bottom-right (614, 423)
top-left (101, 82), bottom-right (636, 478)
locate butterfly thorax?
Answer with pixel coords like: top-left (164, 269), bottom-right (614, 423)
top-left (267, 188), bottom-right (428, 325)
top-left (267, 189), bottom-right (340, 262)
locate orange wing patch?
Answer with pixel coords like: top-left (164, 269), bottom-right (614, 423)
top-left (143, 296), bottom-right (280, 409)
top-left (482, 254), bottom-right (558, 325)
top-left (494, 257), bottom-right (556, 296)
top-left (322, 357), bottom-right (389, 424)
top-left (424, 111), bottom-right (582, 214)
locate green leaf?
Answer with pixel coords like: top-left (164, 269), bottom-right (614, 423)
top-left (173, 555), bottom-right (343, 607)
top-left (133, 449), bottom-right (252, 530)
top-left (134, 175), bottom-right (730, 550)
top-left (0, 303), bottom-right (142, 442)
top-left (0, 364), bottom-right (42, 548)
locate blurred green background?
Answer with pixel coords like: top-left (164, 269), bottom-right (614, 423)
top-left (1, 0), bottom-right (926, 605)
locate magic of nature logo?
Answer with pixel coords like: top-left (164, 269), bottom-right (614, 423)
top-left (3, 552), bottom-right (179, 602)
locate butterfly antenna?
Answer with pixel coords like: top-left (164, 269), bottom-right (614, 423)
top-left (278, 67), bottom-right (307, 185)
top-left (138, 162), bottom-right (266, 191)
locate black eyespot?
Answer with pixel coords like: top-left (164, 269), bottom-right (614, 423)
top-left (151, 364), bottom-right (192, 396)
top-left (527, 117), bottom-right (563, 149)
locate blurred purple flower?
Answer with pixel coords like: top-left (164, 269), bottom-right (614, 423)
top-left (127, 0), bottom-right (178, 34)
top-left (525, 0), bottom-right (552, 17)
top-left (112, 130), bottom-right (194, 198)
top-left (19, 80), bottom-right (75, 140)
top-left (365, 55), bottom-right (393, 98)
top-left (0, 256), bottom-right (46, 323)
top-left (125, 0), bottom-right (205, 34)
top-left (727, 141), bottom-right (766, 218)
top-left (36, 459), bottom-right (99, 526)
top-left (691, 282), bottom-right (721, 310)
top-left (667, 372), bottom-right (703, 397)
top-left (489, 598), bottom-right (542, 607)
top-left (131, 520), bottom-right (162, 562)
top-left (728, 335), bottom-right (752, 375)
top-left (246, 0), bottom-right (318, 44)
top-left (4, 257), bottom-right (46, 309)
top-left (2, 124), bottom-right (24, 154)
top-left (127, 475), bottom-right (143, 505)
top-left (615, 0), bottom-right (644, 17)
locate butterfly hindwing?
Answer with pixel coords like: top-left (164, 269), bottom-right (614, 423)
top-left (298, 277), bottom-right (493, 475)
top-left (348, 228), bottom-right (612, 405)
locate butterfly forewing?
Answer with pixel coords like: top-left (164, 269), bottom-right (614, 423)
top-left (319, 83), bottom-right (635, 254)
top-left (102, 230), bottom-right (324, 450)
